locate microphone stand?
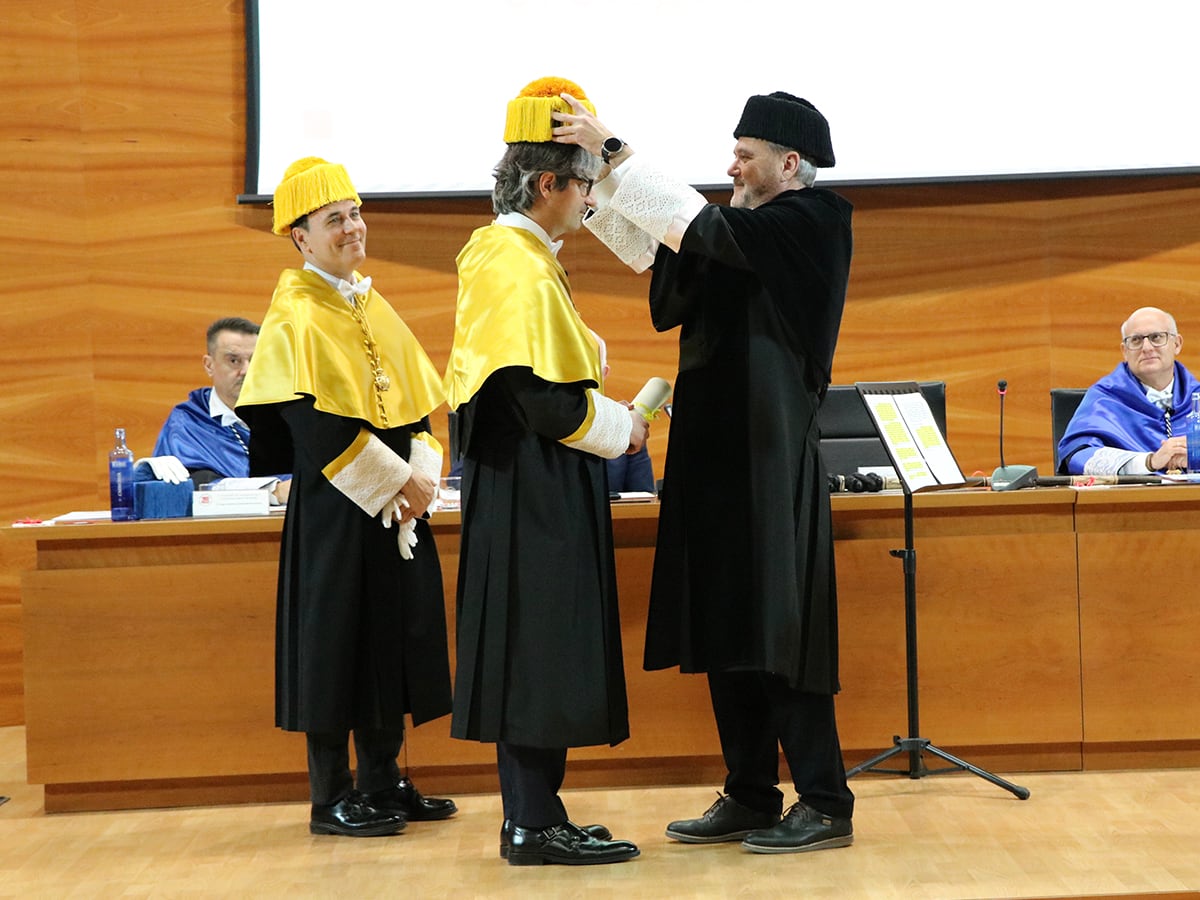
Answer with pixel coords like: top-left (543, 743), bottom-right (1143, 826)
top-left (846, 479), bottom-right (1031, 800)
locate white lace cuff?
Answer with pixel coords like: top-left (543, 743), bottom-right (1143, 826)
top-left (322, 429), bottom-right (413, 516)
top-left (584, 205), bottom-right (658, 273)
top-left (409, 433), bottom-right (443, 480)
top-left (562, 390), bottom-right (633, 459)
top-left (608, 159), bottom-right (708, 252)
top-left (1083, 447), bottom-right (1143, 476)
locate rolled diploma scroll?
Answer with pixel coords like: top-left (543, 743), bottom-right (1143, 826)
top-left (632, 377), bottom-right (672, 421)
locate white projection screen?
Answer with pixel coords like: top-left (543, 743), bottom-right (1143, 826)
top-left (242, 0), bottom-right (1200, 200)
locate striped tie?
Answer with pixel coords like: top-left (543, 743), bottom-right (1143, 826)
top-left (1164, 407), bottom-right (1173, 438)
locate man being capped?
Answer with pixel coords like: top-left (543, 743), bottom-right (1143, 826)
top-left (444, 77), bottom-right (647, 867)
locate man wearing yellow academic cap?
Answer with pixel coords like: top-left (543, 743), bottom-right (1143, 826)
top-left (238, 157), bottom-right (457, 837)
top-left (444, 78), bottom-right (646, 866)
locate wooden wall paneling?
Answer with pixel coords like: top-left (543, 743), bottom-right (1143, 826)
top-left (5, 0), bottom-right (1200, 730)
top-left (1, 3), bottom-right (94, 725)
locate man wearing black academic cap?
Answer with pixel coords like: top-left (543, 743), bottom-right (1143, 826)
top-left (554, 91), bottom-right (855, 854)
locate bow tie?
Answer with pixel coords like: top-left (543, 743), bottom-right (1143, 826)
top-left (1146, 386), bottom-right (1172, 409)
top-left (335, 275), bottom-right (372, 301)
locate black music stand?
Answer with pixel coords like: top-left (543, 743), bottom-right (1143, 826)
top-left (845, 382), bottom-right (1030, 800)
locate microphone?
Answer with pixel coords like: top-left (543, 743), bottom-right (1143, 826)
top-left (997, 379), bottom-right (1008, 468)
top-left (991, 378), bottom-right (1039, 491)
top-left (632, 377), bottom-right (672, 421)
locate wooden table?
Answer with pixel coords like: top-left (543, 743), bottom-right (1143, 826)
top-left (13, 485), bottom-right (1200, 811)
top-left (1074, 486), bottom-right (1200, 768)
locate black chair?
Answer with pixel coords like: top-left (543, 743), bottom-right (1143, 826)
top-left (818, 382), bottom-right (947, 477)
top-left (1050, 388), bottom-right (1087, 473)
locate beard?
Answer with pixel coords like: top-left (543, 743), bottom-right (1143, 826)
top-left (731, 181), bottom-right (768, 210)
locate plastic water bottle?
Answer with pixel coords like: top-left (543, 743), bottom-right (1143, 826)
top-left (1188, 393), bottom-right (1200, 474)
top-left (109, 427), bottom-right (135, 521)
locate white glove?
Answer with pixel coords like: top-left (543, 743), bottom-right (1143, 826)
top-left (396, 521), bottom-right (419, 560)
top-left (378, 435), bottom-right (443, 562)
top-left (379, 495), bottom-right (419, 560)
top-left (379, 496), bottom-right (404, 527)
top-left (134, 456), bottom-right (190, 484)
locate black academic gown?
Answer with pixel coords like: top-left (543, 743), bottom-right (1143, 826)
top-left (450, 367), bottom-right (630, 749)
top-left (644, 187), bottom-right (853, 695)
top-left (244, 398), bottom-right (452, 733)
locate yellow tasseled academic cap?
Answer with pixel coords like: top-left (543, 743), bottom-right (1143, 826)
top-left (503, 77), bottom-right (597, 144)
top-left (271, 157), bottom-right (362, 236)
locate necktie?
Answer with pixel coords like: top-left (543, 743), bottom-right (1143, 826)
top-left (1164, 408), bottom-right (1172, 438)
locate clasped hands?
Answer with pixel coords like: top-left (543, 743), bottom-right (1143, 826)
top-left (379, 470), bottom-right (437, 527)
top-left (1149, 436), bottom-right (1188, 472)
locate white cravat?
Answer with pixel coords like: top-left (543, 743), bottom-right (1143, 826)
top-left (1146, 384), bottom-right (1172, 408)
top-left (1146, 382), bottom-right (1174, 436)
top-left (335, 275), bottom-right (372, 301)
top-left (303, 262), bottom-right (371, 305)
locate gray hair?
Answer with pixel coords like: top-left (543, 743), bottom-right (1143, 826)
top-left (765, 140), bottom-right (818, 187)
top-left (492, 143), bottom-right (602, 215)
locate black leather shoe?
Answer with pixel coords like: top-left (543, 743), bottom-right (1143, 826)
top-left (507, 822), bottom-right (639, 866)
top-left (499, 818), bottom-right (612, 858)
top-left (309, 792), bottom-right (406, 837)
top-left (664, 794), bottom-right (780, 843)
top-left (362, 777), bottom-right (457, 821)
top-left (741, 801), bottom-right (853, 853)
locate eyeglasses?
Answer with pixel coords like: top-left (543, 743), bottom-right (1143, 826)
top-left (569, 176), bottom-right (594, 195)
top-left (1121, 332), bottom-right (1176, 350)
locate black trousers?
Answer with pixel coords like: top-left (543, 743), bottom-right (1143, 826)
top-left (496, 742), bottom-right (568, 830)
top-left (707, 670), bottom-right (854, 820)
top-left (306, 728), bottom-right (404, 807)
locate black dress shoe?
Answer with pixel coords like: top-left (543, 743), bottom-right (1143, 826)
top-left (741, 801), bottom-right (853, 853)
top-left (665, 793), bottom-right (780, 843)
top-left (362, 776), bottom-right (457, 821)
top-left (507, 822), bottom-right (639, 866)
top-left (309, 792), bottom-right (406, 837)
top-left (499, 818), bottom-right (612, 858)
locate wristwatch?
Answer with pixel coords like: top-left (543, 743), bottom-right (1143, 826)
top-left (601, 136), bottom-right (625, 164)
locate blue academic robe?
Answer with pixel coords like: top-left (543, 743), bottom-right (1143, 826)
top-left (1057, 362), bottom-right (1200, 474)
top-left (153, 387), bottom-right (250, 478)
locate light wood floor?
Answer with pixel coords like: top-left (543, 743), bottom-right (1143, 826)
top-left (2, 727), bottom-right (1199, 899)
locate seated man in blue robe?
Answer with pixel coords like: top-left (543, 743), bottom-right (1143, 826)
top-left (151, 317), bottom-right (265, 488)
top-left (1058, 306), bottom-right (1200, 475)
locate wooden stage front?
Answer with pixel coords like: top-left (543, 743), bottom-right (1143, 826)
top-left (12, 485), bottom-right (1200, 811)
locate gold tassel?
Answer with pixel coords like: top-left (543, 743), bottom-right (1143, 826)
top-left (271, 158), bottom-right (361, 235)
top-left (503, 77), bottom-right (597, 143)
